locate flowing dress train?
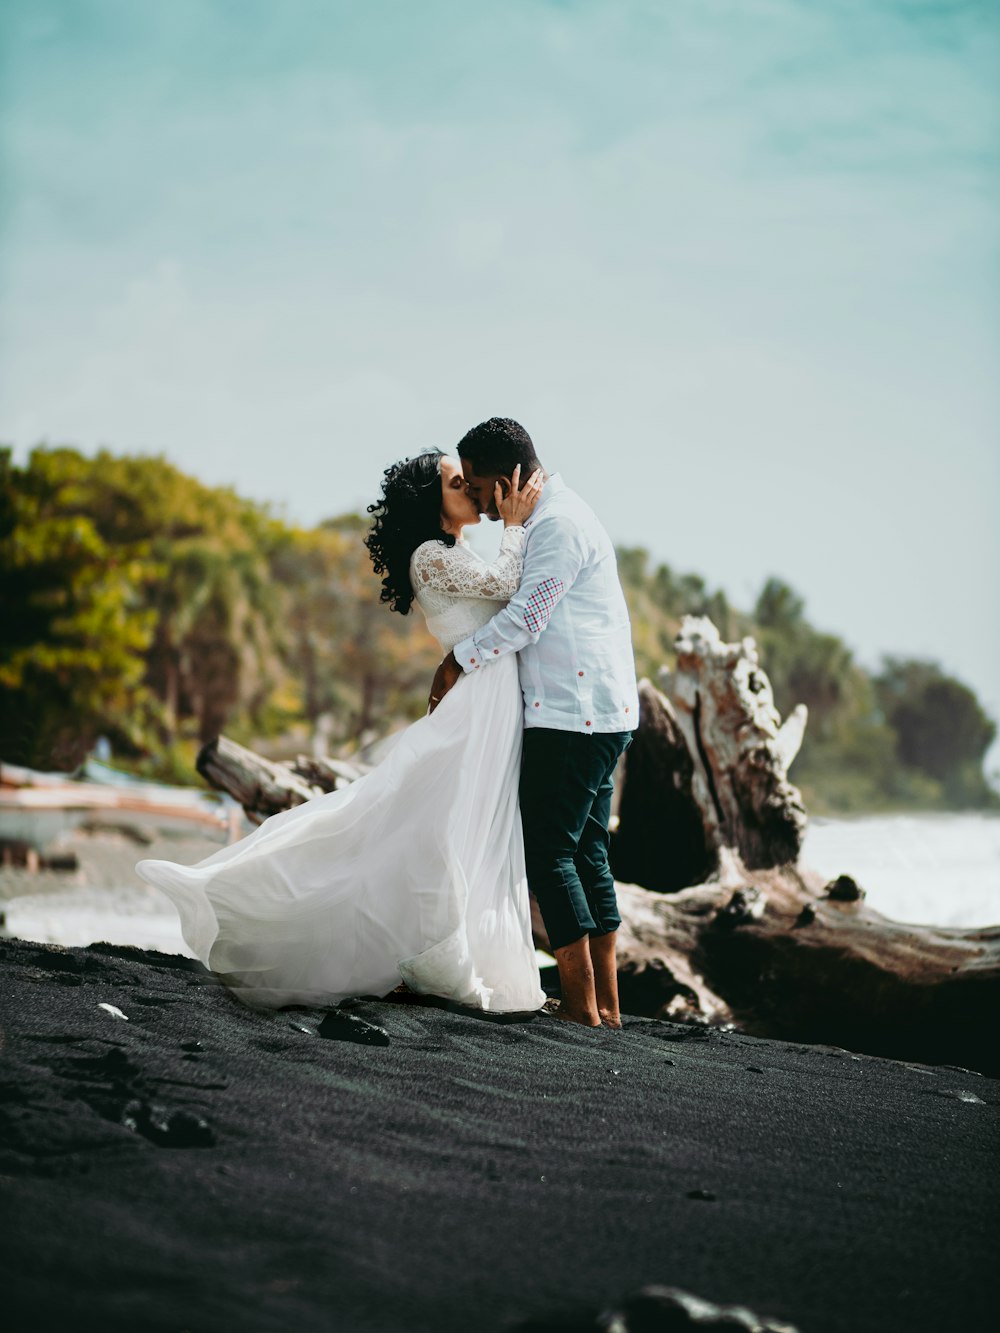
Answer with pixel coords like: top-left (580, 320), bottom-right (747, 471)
top-left (135, 527), bottom-right (545, 1013)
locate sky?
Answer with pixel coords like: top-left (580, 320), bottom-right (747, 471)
top-left (2, 0), bottom-right (998, 768)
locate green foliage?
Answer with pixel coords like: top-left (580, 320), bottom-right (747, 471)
top-left (616, 547), bottom-right (743, 681)
top-left (2, 444), bottom-right (995, 812)
top-left (0, 447), bottom-right (158, 767)
top-left (268, 514), bottom-right (440, 750)
top-left (875, 658), bottom-right (998, 808)
top-left (1, 444), bottom-right (439, 775)
top-left (617, 558), bottom-right (997, 814)
top-left (751, 580), bottom-right (996, 811)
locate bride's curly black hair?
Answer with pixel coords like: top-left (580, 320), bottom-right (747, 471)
top-left (365, 449), bottom-right (456, 615)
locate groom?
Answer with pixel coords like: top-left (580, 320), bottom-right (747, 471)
top-left (430, 417), bottom-right (639, 1028)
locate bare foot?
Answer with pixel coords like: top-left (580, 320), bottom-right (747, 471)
top-left (546, 1001), bottom-right (601, 1028)
top-left (590, 932), bottom-right (621, 1030)
top-left (555, 1007), bottom-right (601, 1028)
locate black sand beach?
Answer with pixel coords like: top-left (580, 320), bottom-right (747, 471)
top-left (1, 935), bottom-right (997, 1333)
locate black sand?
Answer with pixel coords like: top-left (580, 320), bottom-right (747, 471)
top-left (1, 936), bottom-right (997, 1333)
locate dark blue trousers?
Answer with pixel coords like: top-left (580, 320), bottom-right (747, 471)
top-left (519, 728), bottom-right (632, 952)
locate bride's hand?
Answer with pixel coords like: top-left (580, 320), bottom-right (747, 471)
top-left (428, 650), bottom-right (461, 713)
top-left (496, 466), bottom-right (544, 527)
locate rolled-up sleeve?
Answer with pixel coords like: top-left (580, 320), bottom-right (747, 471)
top-left (453, 515), bottom-right (587, 672)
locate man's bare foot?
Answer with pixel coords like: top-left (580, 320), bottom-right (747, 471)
top-left (544, 1002), bottom-right (600, 1029)
top-left (550, 1003), bottom-right (601, 1028)
top-left (550, 937), bottom-right (601, 1027)
top-left (590, 931), bottom-right (621, 1030)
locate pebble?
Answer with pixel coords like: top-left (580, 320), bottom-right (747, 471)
top-left (91, 1047), bottom-right (140, 1079)
top-left (121, 1099), bottom-right (215, 1148)
top-left (825, 874), bottom-right (865, 902)
top-left (930, 1088), bottom-right (985, 1105)
top-left (716, 885), bottom-right (767, 928)
top-left (287, 1022), bottom-right (316, 1036)
top-left (97, 1003), bottom-right (129, 1021)
top-left (613, 1284), bottom-right (800, 1331)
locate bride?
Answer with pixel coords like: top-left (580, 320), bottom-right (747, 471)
top-left (136, 450), bottom-right (548, 1014)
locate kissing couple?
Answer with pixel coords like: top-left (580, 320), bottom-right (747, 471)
top-left (137, 418), bottom-right (639, 1028)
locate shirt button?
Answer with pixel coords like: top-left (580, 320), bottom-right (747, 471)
top-left (585, 721), bottom-right (592, 727)
top-left (578, 671), bottom-right (584, 677)
top-left (534, 702), bottom-right (540, 708)
top-left (494, 649), bottom-right (500, 655)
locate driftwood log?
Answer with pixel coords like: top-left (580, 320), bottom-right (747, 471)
top-left (604, 619), bottom-right (1000, 1075)
top-left (199, 616), bottom-right (1000, 1075)
top-left (196, 736), bottom-right (368, 825)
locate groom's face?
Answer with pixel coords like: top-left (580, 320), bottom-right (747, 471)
top-left (460, 459), bottom-right (507, 521)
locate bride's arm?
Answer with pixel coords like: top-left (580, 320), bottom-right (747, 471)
top-left (411, 527), bottom-right (526, 601)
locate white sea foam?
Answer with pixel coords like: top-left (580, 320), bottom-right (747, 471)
top-left (802, 813), bottom-right (1000, 928)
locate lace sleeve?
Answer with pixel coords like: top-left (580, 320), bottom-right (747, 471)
top-left (411, 527), bottom-right (526, 600)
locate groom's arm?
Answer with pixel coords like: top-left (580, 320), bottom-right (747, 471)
top-left (429, 515), bottom-right (587, 708)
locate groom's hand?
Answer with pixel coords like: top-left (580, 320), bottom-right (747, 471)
top-left (428, 650), bottom-right (461, 713)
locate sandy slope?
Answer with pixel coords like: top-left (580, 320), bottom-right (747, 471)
top-left (1, 937), bottom-right (996, 1333)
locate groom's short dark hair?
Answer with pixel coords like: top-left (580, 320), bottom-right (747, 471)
top-left (457, 417), bottom-right (542, 477)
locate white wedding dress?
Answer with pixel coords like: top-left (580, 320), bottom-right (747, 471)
top-left (135, 526), bottom-right (545, 1014)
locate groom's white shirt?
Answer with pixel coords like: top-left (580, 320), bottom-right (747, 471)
top-left (453, 473), bottom-right (639, 734)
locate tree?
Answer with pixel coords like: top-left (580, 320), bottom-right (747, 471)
top-left (0, 447), bottom-right (157, 767)
top-left (754, 577), bottom-right (805, 633)
top-left (876, 658), bottom-right (997, 807)
top-left (75, 450), bottom-right (287, 747)
top-left (271, 514), bottom-right (442, 749)
top-left (0, 445), bottom-right (290, 768)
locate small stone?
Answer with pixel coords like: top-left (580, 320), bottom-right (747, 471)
top-left (930, 1088), bottom-right (985, 1104)
top-left (97, 1003), bottom-right (129, 1021)
top-left (614, 1284), bottom-right (801, 1332)
top-left (825, 874), bottom-right (865, 902)
top-left (162, 1108), bottom-right (215, 1147)
top-left (716, 886), bottom-right (767, 928)
top-left (621, 1285), bottom-right (727, 1328)
top-left (95, 1047), bottom-right (138, 1078)
top-left (795, 903), bottom-right (816, 927)
top-left (288, 1022), bottom-right (316, 1036)
top-left (746, 1066), bottom-right (765, 1074)
top-left (121, 1099), bottom-right (215, 1147)
top-left (686, 1188), bottom-right (716, 1202)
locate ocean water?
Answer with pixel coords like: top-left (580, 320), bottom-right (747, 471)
top-left (3, 814), bottom-right (997, 954)
top-left (0, 883), bottom-right (192, 955)
top-left (802, 813), bottom-right (1000, 929)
